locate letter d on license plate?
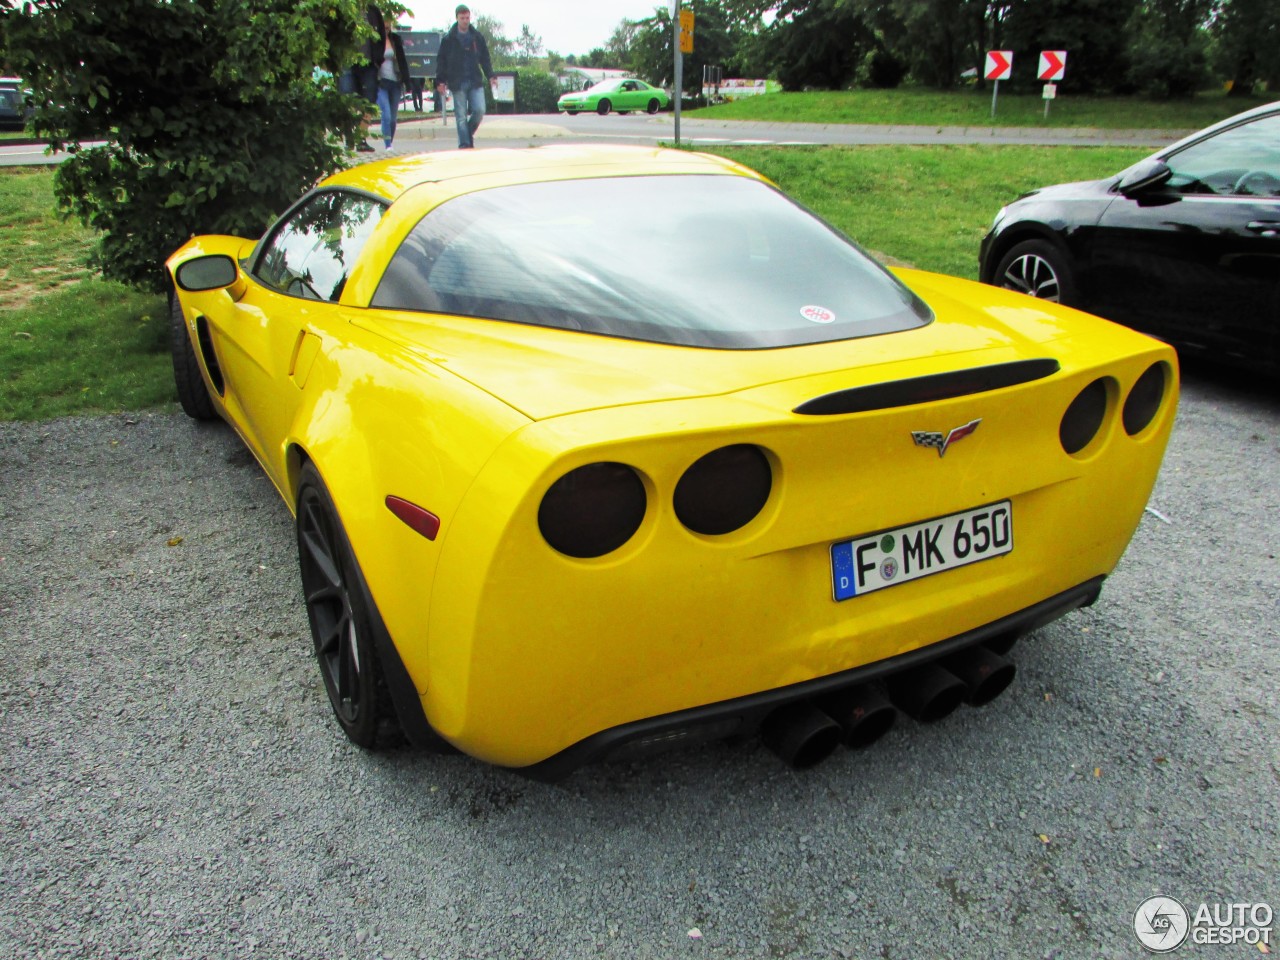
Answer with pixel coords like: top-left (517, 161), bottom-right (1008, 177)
top-left (830, 501), bottom-right (1013, 601)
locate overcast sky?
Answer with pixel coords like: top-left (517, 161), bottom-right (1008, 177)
top-left (399, 1), bottom-right (671, 56)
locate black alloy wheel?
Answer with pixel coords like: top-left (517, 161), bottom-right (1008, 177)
top-left (993, 239), bottom-right (1077, 305)
top-left (647, 98), bottom-right (660, 114)
top-left (597, 99), bottom-right (611, 115)
top-left (296, 463), bottom-right (399, 749)
top-left (168, 290), bottom-right (217, 421)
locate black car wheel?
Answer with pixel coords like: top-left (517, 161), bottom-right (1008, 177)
top-left (566, 109), bottom-right (578, 116)
top-left (647, 98), bottom-right (661, 114)
top-left (597, 99), bottom-right (611, 116)
top-left (168, 290), bottom-right (218, 421)
top-left (994, 240), bottom-right (1077, 305)
top-left (296, 463), bottom-right (400, 749)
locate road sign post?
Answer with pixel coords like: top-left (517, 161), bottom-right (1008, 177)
top-left (985, 51), bottom-right (1012, 118)
top-left (672, 1), bottom-right (681, 146)
top-left (1037, 50), bottom-right (1067, 120)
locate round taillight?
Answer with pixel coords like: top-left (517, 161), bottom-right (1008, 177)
top-left (674, 444), bottom-right (772, 536)
top-left (1060, 379), bottom-right (1108, 455)
top-left (1123, 362), bottom-right (1168, 436)
top-left (538, 462), bottom-right (646, 558)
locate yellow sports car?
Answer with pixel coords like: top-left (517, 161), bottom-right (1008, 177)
top-left (166, 145), bottom-right (1177, 779)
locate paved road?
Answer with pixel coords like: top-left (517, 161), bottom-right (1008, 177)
top-left (0, 115), bottom-right (1188, 166)
top-left (2, 361), bottom-right (1277, 959)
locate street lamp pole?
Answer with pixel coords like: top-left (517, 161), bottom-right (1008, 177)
top-left (672, 0), bottom-right (682, 146)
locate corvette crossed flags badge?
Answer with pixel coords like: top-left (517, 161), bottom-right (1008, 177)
top-left (912, 419), bottom-right (982, 457)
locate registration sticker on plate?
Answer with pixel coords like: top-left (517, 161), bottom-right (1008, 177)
top-left (831, 501), bottom-right (1012, 601)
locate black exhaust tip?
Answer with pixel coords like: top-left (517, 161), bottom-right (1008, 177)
top-left (760, 702), bottom-right (843, 770)
top-left (818, 684), bottom-right (897, 749)
top-left (885, 664), bottom-right (966, 723)
top-left (944, 646), bottom-right (1017, 707)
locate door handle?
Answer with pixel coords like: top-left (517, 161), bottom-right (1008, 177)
top-left (1246, 221), bottom-right (1280, 237)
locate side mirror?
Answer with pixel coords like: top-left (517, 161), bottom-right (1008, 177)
top-left (1117, 159), bottom-right (1173, 199)
top-left (174, 254), bottom-right (247, 300)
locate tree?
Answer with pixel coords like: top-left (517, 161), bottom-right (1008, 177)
top-left (1210, 0), bottom-right (1280, 96)
top-left (475, 14), bottom-right (516, 68)
top-left (514, 23), bottom-right (545, 64)
top-left (4, 0), bottom-right (404, 291)
top-left (606, 18), bottom-right (640, 66)
top-left (761, 0), bottom-right (878, 90)
top-left (631, 0), bottom-right (745, 92)
top-left (1124, 0), bottom-right (1212, 97)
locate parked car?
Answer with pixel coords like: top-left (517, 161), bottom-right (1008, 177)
top-left (980, 101), bottom-right (1280, 373)
top-left (167, 145), bottom-right (1177, 779)
top-left (557, 78), bottom-right (668, 115)
top-left (0, 77), bottom-right (32, 129)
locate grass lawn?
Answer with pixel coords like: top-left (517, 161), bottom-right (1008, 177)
top-left (1, 143), bottom-right (1150, 420)
top-left (704, 144), bottom-right (1147, 279)
top-left (0, 168), bottom-right (169, 421)
top-left (686, 87), bottom-right (1268, 130)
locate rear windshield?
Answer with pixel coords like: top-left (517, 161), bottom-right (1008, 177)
top-left (371, 174), bottom-right (932, 349)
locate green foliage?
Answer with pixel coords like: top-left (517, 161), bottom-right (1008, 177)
top-left (631, 1), bottom-right (744, 92)
top-left (1125, 0), bottom-right (1212, 97)
top-left (475, 14), bottom-right (517, 69)
top-left (1210, 0), bottom-right (1280, 96)
top-left (767, 0), bottom-right (876, 90)
top-left (3, 0), bottom-right (405, 291)
top-left (515, 70), bottom-right (561, 113)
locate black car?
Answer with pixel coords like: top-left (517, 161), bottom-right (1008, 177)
top-left (979, 101), bottom-right (1280, 373)
top-left (0, 77), bottom-right (32, 129)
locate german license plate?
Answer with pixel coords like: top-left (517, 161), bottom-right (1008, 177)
top-left (831, 501), bottom-right (1012, 601)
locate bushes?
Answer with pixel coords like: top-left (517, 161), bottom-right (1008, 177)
top-left (515, 71), bottom-right (561, 113)
top-left (3, 0), bottom-right (398, 290)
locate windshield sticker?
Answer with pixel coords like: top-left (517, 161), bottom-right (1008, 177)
top-left (801, 305), bottom-right (836, 324)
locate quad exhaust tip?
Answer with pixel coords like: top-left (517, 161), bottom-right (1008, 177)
top-left (761, 645), bottom-right (1018, 770)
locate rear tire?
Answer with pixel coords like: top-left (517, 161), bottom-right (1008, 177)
top-left (597, 99), bottom-right (611, 116)
top-left (296, 463), bottom-right (402, 749)
top-left (647, 98), bottom-right (660, 114)
top-left (168, 290), bottom-right (217, 421)
top-left (992, 239), bottom-right (1077, 306)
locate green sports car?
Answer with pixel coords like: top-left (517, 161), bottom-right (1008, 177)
top-left (557, 78), bottom-right (670, 116)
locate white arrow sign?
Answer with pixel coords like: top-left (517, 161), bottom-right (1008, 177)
top-left (985, 51), bottom-right (1013, 82)
top-left (1038, 50), bottom-right (1067, 82)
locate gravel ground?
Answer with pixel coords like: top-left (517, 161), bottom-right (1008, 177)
top-left (1, 365), bottom-right (1277, 960)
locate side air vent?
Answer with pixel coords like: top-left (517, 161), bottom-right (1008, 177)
top-left (195, 316), bottom-right (226, 396)
top-left (793, 359), bottom-right (1060, 416)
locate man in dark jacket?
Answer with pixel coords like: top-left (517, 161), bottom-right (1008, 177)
top-left (435, 5), bottom-right (493, 149)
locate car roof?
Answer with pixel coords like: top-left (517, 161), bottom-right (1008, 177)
top-left (320, 144), bottom-right (760, 203)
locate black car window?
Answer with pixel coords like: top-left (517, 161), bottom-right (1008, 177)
top-left (1166, 113), bottom-right (1280, 198)
top-left (255, 191), bottom-right (386, 302)
top-left (372, 175), bottom-right (932, 349)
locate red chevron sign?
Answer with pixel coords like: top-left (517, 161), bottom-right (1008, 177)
top-left (1038, 50), bottom-right (1067, 81)
top-left (985, 51), bottom-right (1013, 81)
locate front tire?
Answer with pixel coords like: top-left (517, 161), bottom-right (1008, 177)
top-left (168, 290), bottom-right (217, 421)
top-left (597, 99), bottom-right (611, 116)
top-left (993, 239), bottom-right (1077, 305)
top-left (296, 463), bottom-right (401, 749)
top-left (565, 110), bottom-right (578, 116)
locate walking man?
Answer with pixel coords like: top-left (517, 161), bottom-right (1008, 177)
top-left (436, 5), bottom-right (492, 149)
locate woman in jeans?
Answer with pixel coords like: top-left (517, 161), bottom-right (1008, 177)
top-left (376, 30), bottom-right (411, 149)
